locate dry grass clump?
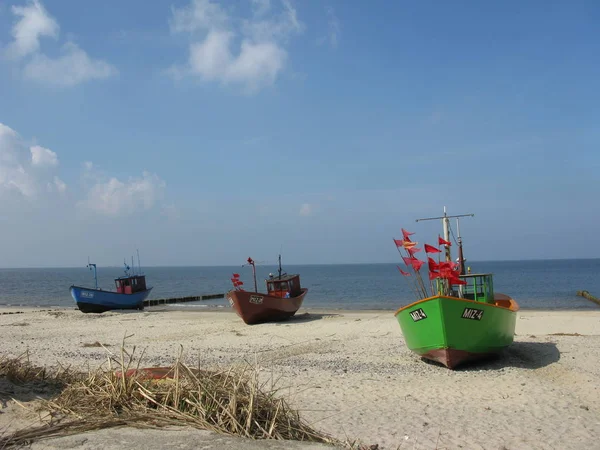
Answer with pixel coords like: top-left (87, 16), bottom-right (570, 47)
top-left (0, 351), bottom-right (79, 389)
top-left (0, 344), bottom-right (341, 448)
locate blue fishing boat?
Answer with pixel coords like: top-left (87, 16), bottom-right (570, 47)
top-left (70, 257), bottom-right (152, 313)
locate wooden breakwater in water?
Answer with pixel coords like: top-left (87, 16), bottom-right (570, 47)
top-left (576, 290), bottom-right (600, 307)
top-left (143, 293), bottom-right (225, 307)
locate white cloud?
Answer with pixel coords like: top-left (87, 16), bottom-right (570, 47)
top-left (4, 0), bottom-right (117, 86)
top-left (169, 0), bottom-right (303, 93)
top-left (47, 175), bottom-right (66, 193)
top-left (0, 122), bottom-right (65, 198)
top-left (299, 203), bottom-right (312, 216)
top-left (30, 144), bottom-right (58, 167)
top-left (78, 170), bottom-right (166, 217)
top-left (4, 0), bottom-right (59, 59)
top-left (23, 42), bottom-right (118, 86)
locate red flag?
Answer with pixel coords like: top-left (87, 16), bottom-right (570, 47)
top-left (424, 244), bottom-right (441, 254)
top-left (232, 273), bottom-right (240, 278)
top-left (393, 239), bottom-right (404, 247)
top-left (247, 257), bottom-right (254, 264)
top-left (448, 276), bottom-right (467, 285)
top-left (401, 228), bottom-right (414, 240)
top-left (409, 258), bottom-right (425, 272)
top-left (437, 261), bottom-right (454, 278)
top-left (438, 237), bottom-right (451, 246)
top-left (407, 246), bottom-right (421, 256)
top-left (236, 280), bottom-right (244, 286)
top-left (428, 270), bottom-right (440, 280)
top-left (428, 257), bottom-right (439, 271)
top-left (402, 256), bottom-right (413, 266)
top-left (397, 266), bottom-right (411, 276)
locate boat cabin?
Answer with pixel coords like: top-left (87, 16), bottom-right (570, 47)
top-left (115, 275), bottom-right (147, 294)
top-left (453, 273), bottom-right (494, 303)
top-left (266, 274), bottom-right (302, 298)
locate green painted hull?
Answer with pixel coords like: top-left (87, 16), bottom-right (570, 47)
top-left (395, 296), bottom-right (517, 369)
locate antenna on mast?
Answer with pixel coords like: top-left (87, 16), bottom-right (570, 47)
top-left (415, 207), bottom-right (474, 263)
top-left (137, 249), bottom-right (142, 275)
top-left (278, 254), bottom-right (282, 279)
top-left (86, 258), bottom-right (98, 290)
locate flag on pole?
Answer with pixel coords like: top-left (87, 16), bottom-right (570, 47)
top-left (428, 257), bottom-right (439, 271)
top-left (409, 258), bottom-right (424, 272)
top-left (428, 270), bottom-right (440, 280)
top-left (438, 237), bottom-right (452, 246)
top-left (448, 276), bottom-right (467, 285)
top-left (424, 244), bottom-right (441, 254)
top-left (401, 228), bottom-right (414, 240)
top-left (393, 239), bottom-right (404, 247)
top-left (407, 246), bottom-right (422, 256)
top-left (397, 266), bottom-right (411, 276)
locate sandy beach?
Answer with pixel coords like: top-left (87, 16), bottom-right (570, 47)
top-left (1, 306), bottom-right (599, 449)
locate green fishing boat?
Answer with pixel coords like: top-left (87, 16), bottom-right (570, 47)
top-left (393, 209), bottom-right (519, 369)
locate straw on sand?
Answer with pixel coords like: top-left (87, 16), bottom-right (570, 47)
top-left (1, 342), bottom-right (369, 449)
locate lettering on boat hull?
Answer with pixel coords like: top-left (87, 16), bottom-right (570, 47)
top-left (409, 308), bottom-right (427, 322)
top-left (249, 295), bottom-right (263, 305)
top-left (81, 291), bottom-right (94, 299)
top-left (461, 307), bottom-right (484, 321)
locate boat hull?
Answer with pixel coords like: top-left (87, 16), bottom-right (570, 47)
top-left (226, 288), bottom-right (308, 325)
top-left (70, 285), bottom-right (152, 313)
top-left (395, 294), bottom-right (518, 369)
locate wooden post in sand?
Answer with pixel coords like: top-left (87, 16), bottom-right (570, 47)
top-left (576, 290), bottom-right (600, 307)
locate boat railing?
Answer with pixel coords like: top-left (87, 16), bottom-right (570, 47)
top-left (455, 273), bottom-right (495, 303)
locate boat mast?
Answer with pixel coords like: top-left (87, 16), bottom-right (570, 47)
top-left (416, 207), bottom-right (474, 265)
top-left (87, 261), bottom-right (98, 290)
top-left (137, 249), bottom-right (142, 275)
top-left (247, 257), bottom-right (257, 292)
top-left (442, 207), bottom-right (451, 262)
top-left (456, 218), bottom-right (465, 275)
top-left (278, 254), bottom-right (282, 279)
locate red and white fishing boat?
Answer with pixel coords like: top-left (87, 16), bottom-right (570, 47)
top-left (226, 256), bottom-right (308, 325)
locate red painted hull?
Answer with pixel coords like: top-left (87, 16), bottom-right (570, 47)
top-left (420, 348), bottom-right (498, 369)
top-left (226, 288), bottom-right (308, 325)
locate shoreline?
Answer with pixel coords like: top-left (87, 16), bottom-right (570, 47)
top-left (1, 304), bottom-right (598, 313)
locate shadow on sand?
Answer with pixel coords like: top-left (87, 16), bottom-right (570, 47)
top-left (0, 377), bottom-right (65, 406)
top-left (421, 340), bottom-right (561, 371)
top-left (281, 312), bottom-right (342, 324)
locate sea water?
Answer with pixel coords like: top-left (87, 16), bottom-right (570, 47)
top-left (0, 259), bottom-right (598, 310)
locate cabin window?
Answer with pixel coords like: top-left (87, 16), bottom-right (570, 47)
top-left (277, 282), bottom-right (289, 291)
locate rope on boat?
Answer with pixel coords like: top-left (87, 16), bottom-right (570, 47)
top-left (576, 290), bottom-right (600, 307)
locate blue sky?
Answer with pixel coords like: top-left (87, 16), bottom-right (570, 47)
top-left (0, 0), bottom-right (599, 267)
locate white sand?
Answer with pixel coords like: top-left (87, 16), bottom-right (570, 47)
top-left (1, 306), bottom-right (600, 449)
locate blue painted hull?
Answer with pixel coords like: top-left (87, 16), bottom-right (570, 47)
top-left (70, 285), bottom-right (152, 313)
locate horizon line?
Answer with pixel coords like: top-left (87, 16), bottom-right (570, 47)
top-left (0, 257), bottom-right (599, 270)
